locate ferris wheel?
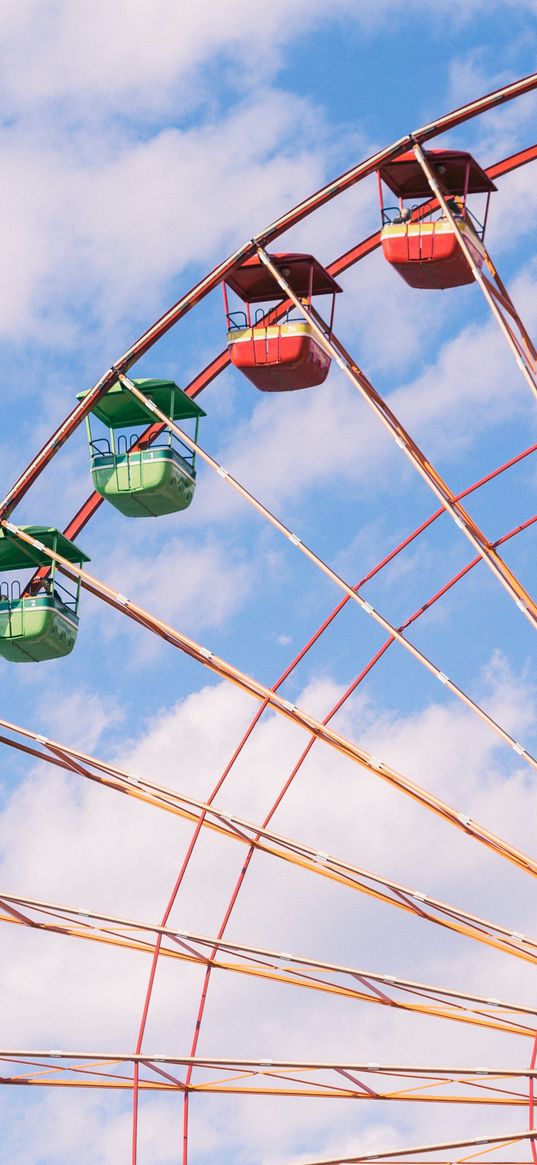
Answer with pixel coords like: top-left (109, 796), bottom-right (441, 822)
top-left (1, 71), bottom-right (537, 1165)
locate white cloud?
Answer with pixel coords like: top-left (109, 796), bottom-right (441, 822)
top-left (2, 661), bottom-right (537, 1162)
top-left (2, 0), bottom-right (533, 353)
top-left (34, 684), bottom-right (124, 752)
top-left (0, 89), bottom-right (329, 344)
top-left (90, 527), bottom-right (256, 644)
top-left (0, 1090), bottom-right (188, 1165)
top-left (0, 0), bottom-right (486, 122)
top-left (0, 1), bottom-right (336, 118)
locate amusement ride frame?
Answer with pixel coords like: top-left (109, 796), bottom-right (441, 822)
top-left (2, 72), bottom-right (537, 1165)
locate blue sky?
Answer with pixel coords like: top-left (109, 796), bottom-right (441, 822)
top-left (1, 4), bottom-right (537, 1164)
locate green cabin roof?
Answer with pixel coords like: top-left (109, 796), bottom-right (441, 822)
top-left (77, 378), bottom-right (206, 429)
top-left (0, 527), bottom-right (90, 571)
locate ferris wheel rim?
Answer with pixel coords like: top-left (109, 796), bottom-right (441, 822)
top-left (2, 72), bottom-right (537, 1165)
top-left (2, 72), bottom-right (537, 523)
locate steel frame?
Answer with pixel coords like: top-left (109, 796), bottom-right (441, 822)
top-left (2, 1053), bottom-right (537, 1106)
top-left (2, 73), bottom-right (537, 1165)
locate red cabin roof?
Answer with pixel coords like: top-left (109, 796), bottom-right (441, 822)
top-left (226, 253), bottom-right (342, 303)
top-left (378, 149), bottom-right (497, 199)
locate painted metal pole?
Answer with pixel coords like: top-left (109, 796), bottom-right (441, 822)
top-left (292, 1130), bottom-right (537, 1165)
top-left (412, 140), bottom-right (537, 402)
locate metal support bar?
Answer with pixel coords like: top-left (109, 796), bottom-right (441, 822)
top-left (412, 140), bottom-right (537, 402)
top-left (291, 1130), bottom-right (537, 1165)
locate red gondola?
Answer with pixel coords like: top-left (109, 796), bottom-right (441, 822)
top-left (377, 149), bottom-right (496, 289)
top-left (223, 253), bottom-right (342, 391)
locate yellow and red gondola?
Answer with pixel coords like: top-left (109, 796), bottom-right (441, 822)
top-left (377, 148), bottom-right (496, 289)
top-left (223, 252), bottom-right (342, 391)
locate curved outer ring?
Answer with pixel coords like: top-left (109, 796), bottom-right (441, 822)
top-left (2, 75), bottom-right (537, 1165)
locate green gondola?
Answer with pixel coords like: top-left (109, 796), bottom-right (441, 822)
top-left (0, 527), bottom-right (89, 663)
top-left (77, 378), bottom-right (206, 517)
